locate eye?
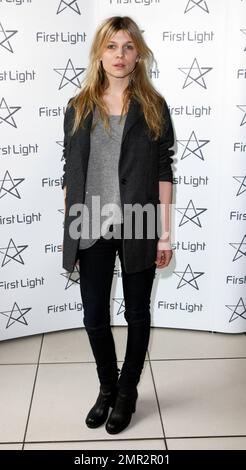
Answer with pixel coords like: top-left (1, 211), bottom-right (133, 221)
top-left (125, 45), bottom-right (134, 49)
top-left (107, 44), bottom-right (115, 49)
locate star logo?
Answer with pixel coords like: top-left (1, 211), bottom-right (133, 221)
top-left (174, 263), bottom-right (204, 289)
top-left (57, 0), bottom-right (81, 15)
top-left (240, 29), bottom-right (246, 51)
top-left (179, 58), bottom-right (212, 89)
top-left (229, 234), bottom-right (246, 262)
top-left (56, 140), bottom-right (64, 160)
top-left (113, 298), bottom-right (126, 315)
top-left (184, 0), bottom-right (209, 13)
top-left (0, 97), bottom-right (21, 128)
top-left (54, 58), bottom-right (86, 90)
top-left (233, 176), bottom-right (246, 196)
top-left (176, 199), bottom-right (207, 228)
top-left (226, 297), bottom-right (246, 323)
top-left (0, 170), bottom-right (25, 200)
top-left (61, 265), bottom-right (80, 289)
top-left (177, 131), bottom-right (210, 161)
top-left (0, 238), bottom-right (28, 267)
top-left (0, 22), bottom-right (18, 53)
top-left (0, 302), bottom-right (32, 329)
top-left (237, 105), bottom-right (246, 126)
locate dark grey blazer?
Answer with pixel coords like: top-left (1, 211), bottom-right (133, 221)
top-left (61, 96), bottom-right (174, 273)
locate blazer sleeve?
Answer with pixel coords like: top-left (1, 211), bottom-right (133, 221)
top-left (61, 98), bottom-right (74, 190)
top-left (159, 100), bottom-right (174, 183)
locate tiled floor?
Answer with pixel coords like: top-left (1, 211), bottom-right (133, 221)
top-left (0, 327), bottom-right (246, 450)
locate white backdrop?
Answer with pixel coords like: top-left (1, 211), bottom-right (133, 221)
top-left (0, 0), bottom-right (245, 341)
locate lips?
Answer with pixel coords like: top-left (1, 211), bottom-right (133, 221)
top-left (113, 64), bottom-right (125, 68)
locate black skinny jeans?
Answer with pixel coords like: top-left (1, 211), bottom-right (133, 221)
top-left (78, 224), bottom-right (156, 392)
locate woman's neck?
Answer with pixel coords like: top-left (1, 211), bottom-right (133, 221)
top-left (104, 74), bottom-right (130, 98)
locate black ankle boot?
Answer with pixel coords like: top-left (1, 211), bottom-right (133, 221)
top-left (105, 388), bottom-right (138, 434)
top-left (85, 385), bottom-right (117, 428)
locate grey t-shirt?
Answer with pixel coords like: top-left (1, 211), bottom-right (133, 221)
top-left (79, 109), bottom-right (126, 250)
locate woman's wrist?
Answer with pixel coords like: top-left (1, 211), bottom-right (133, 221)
top-left (158, 232), bottom-right (172, 250)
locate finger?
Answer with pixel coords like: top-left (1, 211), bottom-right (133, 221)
top-left (155, 250), bottom-right (162, 265)
top-left (161, 252), bottom-right (172, 267)
top-left (155, 250), bottom-right (165, 268)
top-left (156, 250), bottom-right (172, 268)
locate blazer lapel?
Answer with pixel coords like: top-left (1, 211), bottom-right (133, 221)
top-left (121, 96), bottom-right (142, 144)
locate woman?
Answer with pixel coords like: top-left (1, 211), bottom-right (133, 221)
top-left (61, 16), bottom-right (174, 434)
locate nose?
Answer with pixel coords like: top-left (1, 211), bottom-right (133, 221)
top-left (116, 47), bottom-right (124, 58)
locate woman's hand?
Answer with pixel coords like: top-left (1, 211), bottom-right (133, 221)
top-left (155, 239), bottom-right (173, 268)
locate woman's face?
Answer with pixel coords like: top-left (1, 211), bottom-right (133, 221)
top-left (100, 29), bottom-right (139, 80)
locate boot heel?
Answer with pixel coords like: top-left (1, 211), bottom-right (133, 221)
top-left (132, 397), bottom-right (137, 413)
top-left (132, 390), bottom-right (138, 413)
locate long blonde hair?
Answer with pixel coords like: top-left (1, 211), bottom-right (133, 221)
top-left (68, 16), bottom-right (166, 140)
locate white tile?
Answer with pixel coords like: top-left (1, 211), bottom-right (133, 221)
top-left (0, 443), bottom-right (23, 449)
top-left (149, 328), bottom-right (246, 360)
top-left (0, 335), bottom-right (42, 364)
top-left (26, 361), bottom-right (163, 442)
top-left (40, 329), bottom-right (93, 363)
top-left (25, 439), bottom-right (166, 450)
top-left (152, 358), bottom-right (246, 437)
top-left (40, 327), bottom-right (145, 364)
top-left (167, 437), bottom-right (246, 450)
top-left (0, 365), bottom-right (36, 442)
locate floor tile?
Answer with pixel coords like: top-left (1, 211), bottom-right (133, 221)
top-left (25, 439), bottom-right (166, 450)
top-left (25, 361), bottom-right (163, 442)
top-left (0, 335), bottom-right (42, 364)
top-left (0, 443), bottom-right (23, 449)
top-left (148, 328), bottom-right (246, 360)
top-left (167, 437), bottom-right (246, 450)
top-left (40, 329), bottom-right (92, 363)
top-left (0, 365), bottom-right (36, 442)
top-left (40, 327), bottom-right (132, 363)
top-left (152, 358), bottom-right (246, 437)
